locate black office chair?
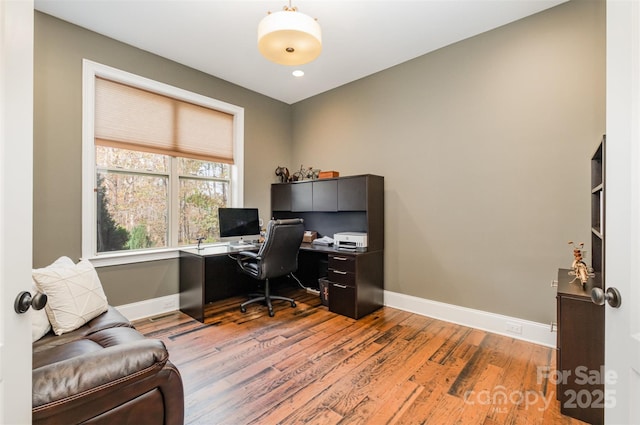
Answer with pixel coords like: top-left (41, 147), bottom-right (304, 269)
top-left (235, 218), bottom-right (305, 317)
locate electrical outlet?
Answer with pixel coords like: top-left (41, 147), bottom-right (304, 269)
top-left (162, 299), bottom-right (176, 310)
top-left (506, 322), bottom-right (523, 334)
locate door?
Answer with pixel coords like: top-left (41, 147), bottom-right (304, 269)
top-left (604, 1), bottom-right (640, 423)
top-left (0, 0), bottom-right (34, 423)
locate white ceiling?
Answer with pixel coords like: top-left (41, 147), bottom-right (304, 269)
top-left (34, 0), bottom-right (567, 105)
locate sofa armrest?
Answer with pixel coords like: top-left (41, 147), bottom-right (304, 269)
top-left (33, 338), bottom-right (168, 408)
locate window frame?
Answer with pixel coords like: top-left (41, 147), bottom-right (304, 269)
top-left (82, 59), bottom-right (245, 266)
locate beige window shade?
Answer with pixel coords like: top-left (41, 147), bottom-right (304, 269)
top-left (95, 77), bottom-right (234, 164)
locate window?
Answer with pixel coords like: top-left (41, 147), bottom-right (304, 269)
top-left (83, 60), bottom-right (244, 266)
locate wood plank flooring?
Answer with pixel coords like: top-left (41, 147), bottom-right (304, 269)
top-left (133, 288), bottom-right (587, 425)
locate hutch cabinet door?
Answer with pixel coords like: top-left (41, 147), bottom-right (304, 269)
top-left (291, 181), bottom-right (313, 211)
top-left (338, 176), bottom-right (367, 211)
top-left (312, 179), bottom-right (338, 211)
top-left (271, 184), bottom-right (291, 212)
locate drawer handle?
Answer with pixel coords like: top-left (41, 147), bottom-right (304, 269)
top-left (550, 322), bottom-right (557, 332)
top-left (550, 279), bottom-right (558, 287)
top-left (333, 270), bottom-right (347, 275)
top-left (333, 283), bottom-right (348, 289)
top-left (333, 256), bottom-right (349, 261)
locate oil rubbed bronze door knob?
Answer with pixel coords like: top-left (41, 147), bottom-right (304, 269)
top-left (14, 291), bottom-right (48, 314)
top-left (591, 286), bottom-right (622, 308)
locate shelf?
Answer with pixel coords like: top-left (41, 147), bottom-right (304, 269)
top-left (590, 135), bottom-right (605, 276)
top-left (591, 227), bottom-right (603, 239)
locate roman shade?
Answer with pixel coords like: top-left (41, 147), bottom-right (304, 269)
top-left (95, 77), bottom-right (234, 164)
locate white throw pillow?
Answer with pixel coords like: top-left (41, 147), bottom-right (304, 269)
top-left (32, 257), bottom-right (108, 336)
top-left (30, 279), bottom-right (51, 342)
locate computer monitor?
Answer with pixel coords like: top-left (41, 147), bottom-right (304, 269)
top-left (218, 208), bottom-right (261, 245)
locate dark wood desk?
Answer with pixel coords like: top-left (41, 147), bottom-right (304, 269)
top-left (179, 243), bottom-right (384, 322)
top-left (298, 243), bottom-right (383, 319)
top-left (179, 245), bottom-right (258, 322)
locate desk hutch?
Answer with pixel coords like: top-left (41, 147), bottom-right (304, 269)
top-left (271, 174), bottom-right (384, 319)
top-left (178, 174), bottom-right (385, 322)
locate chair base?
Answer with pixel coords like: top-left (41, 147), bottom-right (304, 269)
top-left (240, 278), bottom-right (296, 317)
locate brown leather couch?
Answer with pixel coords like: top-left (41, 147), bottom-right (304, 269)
top-left (32, 307), bottom-right (184, 425)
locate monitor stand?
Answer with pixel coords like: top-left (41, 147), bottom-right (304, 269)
top-left (229, 239), bottom-right (255, 247)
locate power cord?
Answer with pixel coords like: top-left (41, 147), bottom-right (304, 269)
top-left (290, 273), bottom-right (320, 295)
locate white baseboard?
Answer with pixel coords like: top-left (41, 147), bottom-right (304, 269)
top-left (384, 290), bottom-right (556, 348)
top-left (115, 294), bottom-right (180, 322)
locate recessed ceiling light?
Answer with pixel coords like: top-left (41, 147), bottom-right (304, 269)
top-left (292, 70), bottom-right (305, 77)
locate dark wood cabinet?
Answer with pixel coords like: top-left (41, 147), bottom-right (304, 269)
top-left (328, 251), bottom-right (383, 319)
top-left (556, 269), bottom-right (604, 425)
top-left (554, 137), bottom-right (605, 425)
top-left (271, 174), bottom-right (384, 319)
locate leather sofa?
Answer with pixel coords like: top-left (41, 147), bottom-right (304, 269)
top-left (32, 306), bottom-right (184, 425)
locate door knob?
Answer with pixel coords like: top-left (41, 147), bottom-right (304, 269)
top-left (591, 286), bottom-right (622, 308)
top-left (14, 291), bottom-right (48, 314)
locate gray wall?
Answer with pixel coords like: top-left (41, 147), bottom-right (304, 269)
top-left (34, 0), bottom-right (605, 323)
top-left (33, 12), bottom-right (291, 304)
top-left (290, 0), bottom-right (605, 323)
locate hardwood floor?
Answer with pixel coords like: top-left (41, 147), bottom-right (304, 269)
top-left (134, 288), bottom-right (586, 425)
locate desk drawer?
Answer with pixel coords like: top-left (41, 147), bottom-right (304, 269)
top-left (328, 282), bottom-right (356, 318)
top-left (329, 254), bottom-right (356, 273)
top-left (328, 269), bottom-right (356, 286)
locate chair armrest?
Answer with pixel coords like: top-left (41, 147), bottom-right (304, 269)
top-left (33, 339), bottom-right (168, 408)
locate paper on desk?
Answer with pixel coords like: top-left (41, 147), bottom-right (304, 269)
top-left (312, 236), bottom-right (334, 246)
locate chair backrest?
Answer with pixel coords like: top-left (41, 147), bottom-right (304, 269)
top-left (255, 218), bottom-right (305, 280)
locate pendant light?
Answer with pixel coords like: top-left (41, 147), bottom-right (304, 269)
top-left (257, 1), bottom-right (322, 66)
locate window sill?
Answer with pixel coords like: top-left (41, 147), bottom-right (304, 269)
top-left (84, 249), bottom-right (179, 267)
top-left (85, 243), bottom-right (229, 267)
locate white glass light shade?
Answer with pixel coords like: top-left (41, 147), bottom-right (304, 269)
top-left (258, 9), bottom-right (322, 66)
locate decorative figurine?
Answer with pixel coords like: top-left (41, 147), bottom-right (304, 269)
top-left (567, 241), bottom-right (594, 288)
top-left (292, 165), bottom-right (316, 181)
top-left (275, 166), bottom-right (290, 183)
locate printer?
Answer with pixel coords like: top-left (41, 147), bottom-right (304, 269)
top-left (334, 232), bottom-right (368, 252)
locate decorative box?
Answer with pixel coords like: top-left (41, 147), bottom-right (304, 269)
top-left (319, 171), bottom-right (339, 179)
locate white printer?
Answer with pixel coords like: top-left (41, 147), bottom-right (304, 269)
top-left (334, 232), bottom-right (368, 252)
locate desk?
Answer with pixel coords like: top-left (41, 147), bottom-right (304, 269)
top-left (179, 243), bottom-right (384, 322)
top-left (179, 245), bottom-right (259, 322)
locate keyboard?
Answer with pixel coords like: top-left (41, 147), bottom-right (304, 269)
top-left (231, 243), bottom-right (255, 250)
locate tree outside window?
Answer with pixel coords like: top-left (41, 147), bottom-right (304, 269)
top-left (96, 146), bottom-right (230, 253)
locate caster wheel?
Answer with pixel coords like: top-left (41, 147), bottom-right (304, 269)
top-left (269, 309), bottom-right (275, 317)
top-left (240, 306), bottom-right (246, 313)
top-left (291, 302), bottom-right (297, 308)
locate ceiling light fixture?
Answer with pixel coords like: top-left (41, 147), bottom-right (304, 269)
top-left (257, 1), bottom-right (322, 66)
